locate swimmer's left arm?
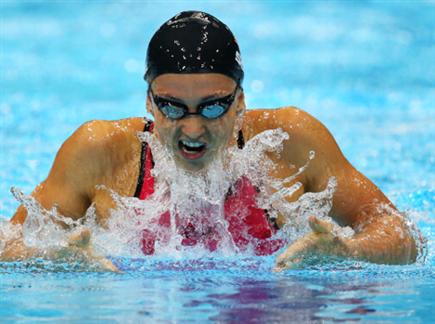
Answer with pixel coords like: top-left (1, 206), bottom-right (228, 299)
top-left (330, 166), bottom-right (418, 265)
top-left (275, 176), bottom-right (418, 270)
top-left (274, 108), bottom-right (418, 270)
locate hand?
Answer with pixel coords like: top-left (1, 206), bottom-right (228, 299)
top-left (274, 216), bottom-right (350, 271)
top-left (53, 228), bottom-right (120, 273)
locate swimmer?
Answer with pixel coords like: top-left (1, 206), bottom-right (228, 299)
top-left (0, 11), bottom-right (418, 271)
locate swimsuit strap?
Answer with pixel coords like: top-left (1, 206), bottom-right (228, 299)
top-left (237, 130), bottom-right (245, 149)
top-left (236, 130), bottom-right (278, 230)
top-left (134, 119), bottom-right (154, 198)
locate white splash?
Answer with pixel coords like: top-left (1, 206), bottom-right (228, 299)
top-left (90, 128), bottom-right (343, 257)
top-left (2, 128), bottom-right (357, 260)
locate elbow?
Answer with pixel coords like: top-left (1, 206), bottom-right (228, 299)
top-left (399, 236), bottom-right (418, 264)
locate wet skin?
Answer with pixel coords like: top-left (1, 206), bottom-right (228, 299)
top-left (2, 74), bottom-right (418, 269)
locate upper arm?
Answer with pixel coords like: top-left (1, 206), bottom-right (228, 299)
top-left (277, 107), bottom-right (395, 227)
top-left (10, 121), bottom-right (107, 225)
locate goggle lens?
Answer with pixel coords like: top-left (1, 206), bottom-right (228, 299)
top-left (151, 87), bottom-right (238, 120)
top-left (199, 104), bottom-right (227, 119)
top-left (160, 104), bottom-right (186, 120)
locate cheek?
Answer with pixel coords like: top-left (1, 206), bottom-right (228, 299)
top-left (154, 118), bottom-right (175, 145)
top-left (157, 127), bottom-right (173, 143)
top-left (210, 117), bottom-right (236, 143)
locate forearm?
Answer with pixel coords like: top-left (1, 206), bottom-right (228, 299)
top-left (345, 213), bottom-right (418, 264)
top-left (1, 240), bottom-right (38, 261)
top-left (0, 233), bottom-right (38, 261)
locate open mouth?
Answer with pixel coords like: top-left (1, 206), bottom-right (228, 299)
top-left (178, 139), bottom-right (208, 160)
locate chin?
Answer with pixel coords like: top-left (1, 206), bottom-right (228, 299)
top-left (174, 155), bottom-right (209, 172)
top-left (172, 143), bottom-right (225, 172)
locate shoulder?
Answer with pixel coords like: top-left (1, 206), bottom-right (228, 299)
top-left (244, 106), bottom-right (333, 143)
top-left (70, 117), bottom-right (146, 145)
top-left (64, 117), bottom-right (146, 155)
top-left (53, 117), bottom-right (147, 180)
top-left (244, 107), bottom-right (346, 187)
top-left (244, 106), bottom-right (311, 130)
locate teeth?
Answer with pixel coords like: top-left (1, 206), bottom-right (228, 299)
top-left (181, 140), bottom-right (205, 148)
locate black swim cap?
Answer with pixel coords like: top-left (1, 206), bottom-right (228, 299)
top-left (145, 11), bottom-right (244, 86)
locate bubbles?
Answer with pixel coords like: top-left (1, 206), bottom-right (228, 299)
top-left (201, 31), bottom-right (209, 43)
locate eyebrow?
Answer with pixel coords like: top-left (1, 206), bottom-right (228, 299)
top-left (153, 91), bottom-right (232, 104)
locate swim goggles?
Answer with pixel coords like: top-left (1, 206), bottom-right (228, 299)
top-left (150, 86), bottom-right (239, 120)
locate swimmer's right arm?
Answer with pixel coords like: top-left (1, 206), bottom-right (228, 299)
top-left (1, 121), bottom-right (118, 271)
top-left (11, 120), bottom-right (106, 225)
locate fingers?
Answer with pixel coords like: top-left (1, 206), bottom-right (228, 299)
top-left (68, 228), bottom-right (91, 248)
top-left (278, 235), bottom-right (314, 261)
top-left (94, 256), bottom-right (121, 273)
top-left (60, 245), bottom-right (121, 273)
top-left (65, 228), bottom-right (120, 272)
top-left (274, 218), bottom-right (337, 272)
top-left (274, 257), bottom-right (302, 272)
top-left (71, 229), bottom-right (120, 273)
top-left (0, 237), bottom-right (38, 261)
top-left (55, 247), bottom-right (121, 273)
top-left (308, 216), bottom-right (334, 234)
top-left (274, 218), bottom-right (350, 272)
top-left (273, 234), bottom-right (316, 272)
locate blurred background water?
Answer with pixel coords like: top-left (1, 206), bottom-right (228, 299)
top-left (1, 0), bottom-right (434, 322)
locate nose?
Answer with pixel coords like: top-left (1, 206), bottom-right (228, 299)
top-left (179, 116), bottom-right (206, 139)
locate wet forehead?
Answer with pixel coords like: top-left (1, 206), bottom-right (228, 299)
top-left (151, 73), bottom-right (236, 99)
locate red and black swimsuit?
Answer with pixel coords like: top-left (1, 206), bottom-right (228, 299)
top-left (134, 119), bottom-right (285, 255)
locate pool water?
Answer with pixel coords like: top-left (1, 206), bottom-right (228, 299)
top-left (1, 0), bottom-right (434, 322)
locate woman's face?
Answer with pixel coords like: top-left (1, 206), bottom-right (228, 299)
top-left (147, 73), bottom-right (245, 171)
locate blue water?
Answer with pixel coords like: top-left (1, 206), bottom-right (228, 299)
top-left (1, 0), bottom-right (434, 322)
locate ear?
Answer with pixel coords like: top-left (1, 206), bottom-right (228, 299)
top-left (235, 90), bottom-right (246, 117)
top-left (234, 90), bottom-right (246, 131)
top-left (146, 91), bottom-right (154, 116)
